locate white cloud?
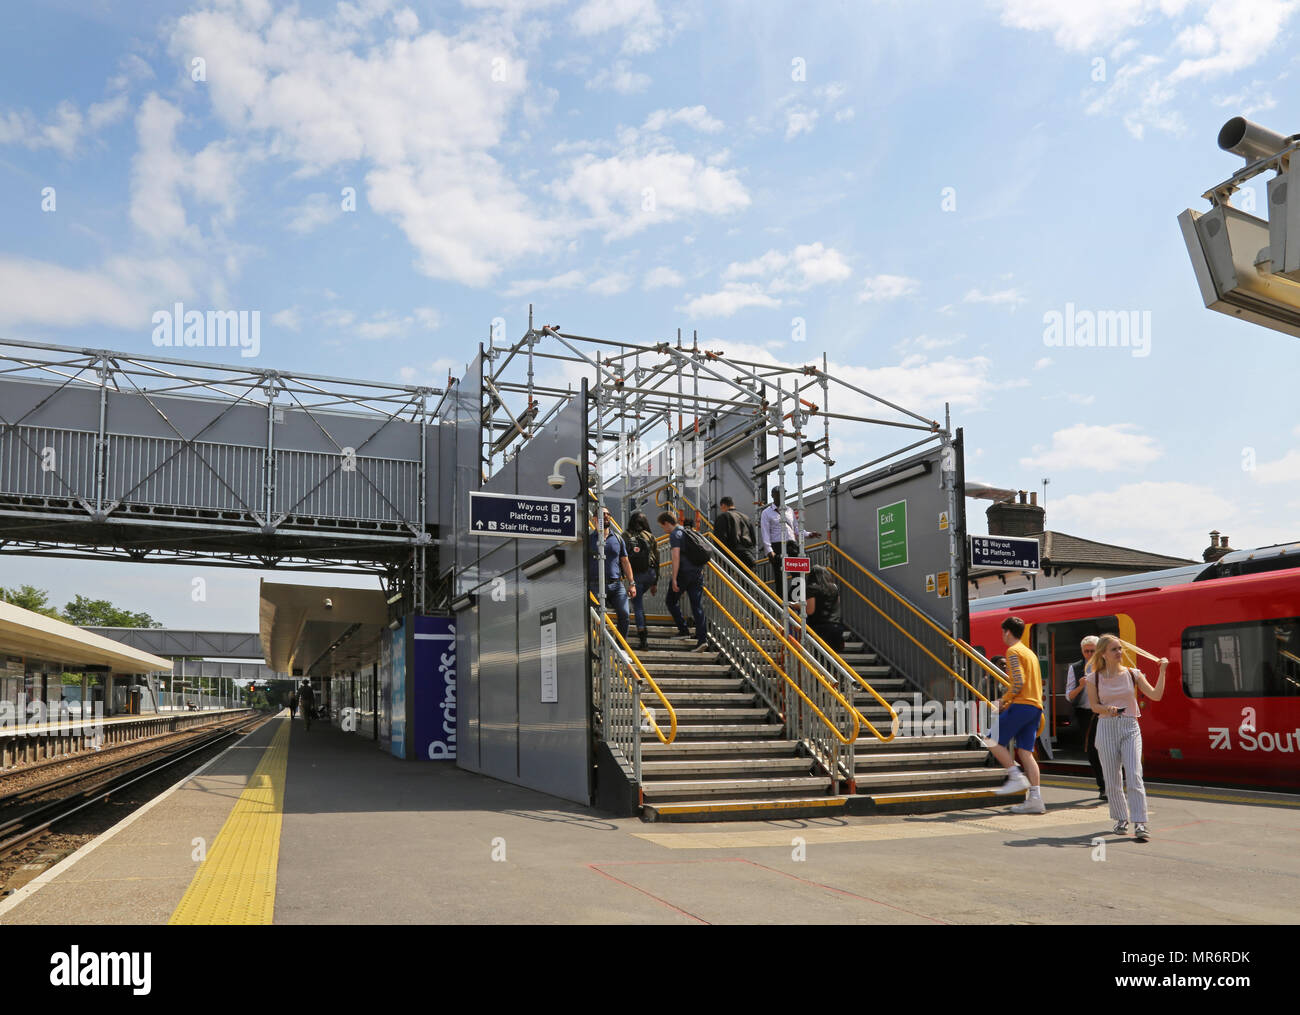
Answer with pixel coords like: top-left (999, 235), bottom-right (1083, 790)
top-left (288, 193), bottom-right (342, 234)
top-left (504, 269), bottom-right (586, 299)
top-left (1019, 423), bottom-right (1162, 471)
top-left (723, 243), bottom-right (851, 293)
top-left (414, 306), bottom-right (441, 329)
top-left (272, 307), bottom-right (303, 331)
top-left (589, 272), bottom-right (632, 295)
top-left (643, 266), bottom-right (684, 289)
top-left (1252, 448), bottom-right (1300, 484)
top-left (834, 107), bottom-right (856, 123)
top-left (681, 284), bottom-right (781, 318)
top-left (586, 62), bottom-right (652, 93)
top-left (572, 0), bottom-right (666, 54)
top-left (859, 274), bottom-right (920, 302)
top-left (0, 254), bottom-right (196, 330)
top-left (1034, 357), bottom-right (1052, 369)
top-left (643, 105), bottom-right (724, 133)
top-left (997, 0), bottom-right (1168, 51)
top-left (1047, 480), bottom-right (1238, 558)
top-left (964, 287), bottom-right (1028, 309)
top-left (785, 107), bottom-right (819, 140)
top-left (552, 148), bottom-right (749, 239)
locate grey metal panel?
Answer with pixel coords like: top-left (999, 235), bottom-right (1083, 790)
top-left (81, 628), bottom-right (262, 658)
top-left (102, 389), bottom-right (268, 445)
top-left (273, 449), bottom-right (419, 522)
top-left (831, 444), bottom-right (955, 628)
top-left (453, 354), bottom-right (483, 597)
top-left (436, 417), bottom-right (457, 575)
top-left (477, 552), bottom-right (518, 781)
top-left (108, 434), bottom-right (263, 512)
top-left (0, 377), bottom-right (103, 431)
top-left (0, 424), bottom-right (96, 499)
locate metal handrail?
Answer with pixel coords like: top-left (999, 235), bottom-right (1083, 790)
top-left (703, 531), bottom-right (899, 739)
top-left (809, 540), bottom-right (1011, 696)
top-left (588, 593), bottom-right (677, 745)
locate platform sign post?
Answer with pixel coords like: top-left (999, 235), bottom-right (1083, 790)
top-left (969, 535), bottom-right (1040, 571)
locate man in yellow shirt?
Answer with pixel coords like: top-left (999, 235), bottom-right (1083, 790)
top-left (985, 615), bottom-right (1046, 813)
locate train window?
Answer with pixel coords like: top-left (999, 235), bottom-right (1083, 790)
top-left (1036, 617), bottom-right (1120, 744)
top-left (1181, 617), bottom-right (1300, 698)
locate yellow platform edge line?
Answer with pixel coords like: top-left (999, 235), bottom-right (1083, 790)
top-left (169, 718), bottom-right (290, 925)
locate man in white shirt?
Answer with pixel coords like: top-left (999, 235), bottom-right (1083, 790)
top-left (759, 487), bottom-right (820, 588)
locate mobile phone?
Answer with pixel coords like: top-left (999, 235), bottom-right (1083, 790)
top-left (1115, 706), bottom-right (1126, 714)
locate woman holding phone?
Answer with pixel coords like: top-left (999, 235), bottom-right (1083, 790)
top-left (1085, 634), bottom-right (1168, 841)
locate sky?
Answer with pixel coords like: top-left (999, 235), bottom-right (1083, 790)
top-left (1, 0), bottom-right (1299, 631)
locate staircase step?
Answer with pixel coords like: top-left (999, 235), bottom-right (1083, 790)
top-left (668, 724), bottom-right (786, 738)
top-left (639, 663), bottom-right (728, 675)
top-left (642, 775), bottom-right (832, 799)
top-left (642, 757), bottom-right (815, 777)
top-left (672, 707), bottom-right (771, 721)
top-left (853, 750), bottom-right (990, 770)
top-left (642, 796), bottom-right (847, 822)
top-left (641, 739), bottom-right (801, 757)
top-left (851, 767), bottom-right (1006, 790)
top-left (864, 786), bottom-right (1019, 814)
top-left (651, 678), bottom-right (745, 692)
top-left (652, 692), bottom-right (757, 704)
top-left (855, 734), bottom-right (978, 750)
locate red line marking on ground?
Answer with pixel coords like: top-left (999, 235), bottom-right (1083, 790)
top-left (586, 864), bottom-right (710, 924)
top-left (738, 859), bottom-right (949, 925)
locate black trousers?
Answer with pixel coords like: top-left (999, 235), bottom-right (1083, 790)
top-left (769, 540), bottom-right (800, 586)
top-left (810, 621), bottom-right (845, 654)
top-left (1078, 709), bottom-right (1105, 791)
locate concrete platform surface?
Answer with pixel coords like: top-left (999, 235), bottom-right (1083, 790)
top-left (2, 716), bottom-right (1297, 924)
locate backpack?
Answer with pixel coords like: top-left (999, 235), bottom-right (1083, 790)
top-left (679, 526), bottom-right (713, 567)
top-left (630, 530), bottom-right (659, 575)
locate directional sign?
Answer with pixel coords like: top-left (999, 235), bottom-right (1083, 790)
top-left (783, 556), bottom-right (810, 573)
top-left (969, 534), bottom-right (1040, 571)
top-left (469, 491), bottom-right (578, 541)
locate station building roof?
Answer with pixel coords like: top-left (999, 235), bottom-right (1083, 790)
top-left (0, 601), bottom-right (172, 673)
top-left (258, 580), bottom-right (388, 677)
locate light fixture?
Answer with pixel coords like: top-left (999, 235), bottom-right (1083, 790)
top-left (521, 546), bottom-right (566, 579)
top-left (848, 461), bottom-right (930, 498)
top-left (385, 591), bottom-right (403, 605)
top-left (451, 593), bottom-right (477, 613)
top-left (387, 619), bottom-right (400, 630)
top-left (323, 597), bottom-right (334, 609)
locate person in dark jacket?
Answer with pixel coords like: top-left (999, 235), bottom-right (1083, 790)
top-left (713, 496), bottom-right (758, 572)
top-left (804, 564), bottom-right (844, 653)
top-left (624, 511), bottom-right (659, 651)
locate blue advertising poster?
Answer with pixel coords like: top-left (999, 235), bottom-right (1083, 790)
top-left (390, 622), bottom-right (406, 759)
top-left (412, 615), bottom-right (456, 761)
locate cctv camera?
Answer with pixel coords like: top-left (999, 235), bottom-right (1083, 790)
top-left (547, 474), bottom-right (565, 489)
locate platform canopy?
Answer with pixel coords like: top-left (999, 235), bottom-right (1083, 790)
top-left (258, 580), bottom-right (388, 676)
top-left (0, 600), bottom-right (172, 672)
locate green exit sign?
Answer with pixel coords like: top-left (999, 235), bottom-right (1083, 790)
top-left (877, 499), bottom-right (908, 569)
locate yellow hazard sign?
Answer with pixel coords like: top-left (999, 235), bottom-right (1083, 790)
top-left (937, 571), bottom-right (950, 598)
top-left (938, 511), bottom-right (949, 530)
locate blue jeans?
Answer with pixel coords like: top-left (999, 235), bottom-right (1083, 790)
top-left (602, 580), bottom-right (630, 640)
top-left (666, 570), bottom-right (707, 646)
top-left (630, 571), bottom-right (654, 631)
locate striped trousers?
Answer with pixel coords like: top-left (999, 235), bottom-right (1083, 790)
top-left (1095, 715), bottom-right (1147, 823)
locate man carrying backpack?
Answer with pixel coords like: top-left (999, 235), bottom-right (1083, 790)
top-left (658, 510), bottom-right (711, 653)
top-left (714, 496), bottom-right (758, 572)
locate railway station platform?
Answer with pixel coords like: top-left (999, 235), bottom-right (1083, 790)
top-left (2, 714), bottom-right (1297, 925)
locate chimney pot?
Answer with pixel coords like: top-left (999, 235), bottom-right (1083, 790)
top-left (1221, 536), bottom-right (1230, 548)
top-left (1029, 492), bottom-right (1038, 506)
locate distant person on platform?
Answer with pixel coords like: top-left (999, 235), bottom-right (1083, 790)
top-left (714, 496), bottom-right (759, 572)
top-left (658, 510), bottom-right (711, 653)
top-left (625, 510), bottom-right (659, 652)
top-left (986, 615), bottom-right (1046, 814)
top-left (760, 487), bottom-right (820, 589)
top-left (299, 680), bottom-right (316, 729)
top-left (589, 507), bottom-right (635, 641)
top-left (803, 563), bottom-right (845, 653)
top-left (288, 691), bottom-right (298, 719)
top-left (1065, 635), bottom-right (1105, 801)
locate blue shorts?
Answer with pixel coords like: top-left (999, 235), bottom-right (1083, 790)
top-left (996, 704), bottom-right (1042, 750)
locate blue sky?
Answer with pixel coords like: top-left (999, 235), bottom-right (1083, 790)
top-left (2, 0), bottom-right (1299, 630)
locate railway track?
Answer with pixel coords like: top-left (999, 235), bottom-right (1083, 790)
top-left (0, 712), bottom-right (270, 862)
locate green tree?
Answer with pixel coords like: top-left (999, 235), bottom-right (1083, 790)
top-left (0, 584), bottom-right (61, 618)
top-left (61, 594), bottom-right (162, 628)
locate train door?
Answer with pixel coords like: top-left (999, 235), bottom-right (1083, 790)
top-left (1031, 615), bottom-right (1120, 753)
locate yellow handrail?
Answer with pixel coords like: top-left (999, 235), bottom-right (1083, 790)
top-left (702, 531), bottom-right (898, 732)
top-left (588, 592), bottom-right (678, 745)
top-left (809, 540), bottom-right (1011, 698)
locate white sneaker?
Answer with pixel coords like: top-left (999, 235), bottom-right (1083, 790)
top-left (993, 767), bottom-right (1030, 795)
top-left (1010, 796), bottom-right (1046, 814)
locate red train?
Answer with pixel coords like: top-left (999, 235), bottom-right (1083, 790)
top-left (968, 543), bottom-right (1300, 789)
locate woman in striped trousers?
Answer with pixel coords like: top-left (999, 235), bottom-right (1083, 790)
top-left (1085, 634), bottom-right (1168, 842)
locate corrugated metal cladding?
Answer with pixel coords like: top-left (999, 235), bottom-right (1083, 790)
top-left (0, 374), bottom-right (436, 527)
